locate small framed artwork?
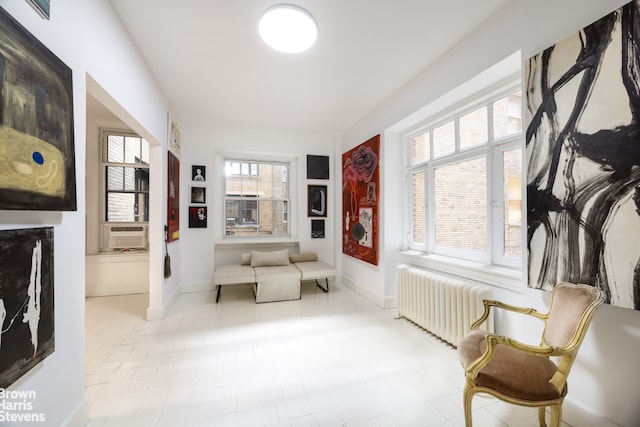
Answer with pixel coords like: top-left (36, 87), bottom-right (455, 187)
top-left (190, 186), bottom-right (206, 204)
top-left (311, 219), bottom-right (325, 238)
top-left (307, 155), bottom-right (329, 179)
top-left (189, 206), bottom-right (207, 228)
top-left (308, 185), bottom-right (327, 217)
top-left (192, 165), bottom-right (206, 182)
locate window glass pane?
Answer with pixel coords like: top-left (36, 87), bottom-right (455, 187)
top-left (411, 132), bottom-right (430, 164)
top-left (141, 139), bottom-right (150, 164)
top-left (459, 106), bottom-right (487, 149)
top-left (106, 167), bottom-right (149, 191)
top-left (493, 92), bottom-right (522, 138)
top-left (434, 157), bottom-right (487, 251)
top-left (504, 148), bottom-right (522, 257)
top-left (412, 171), bottom-right (425, 244)
top-left (124, 136), bottom-right (141, 163)
top-left (433, 120), bottom-right (455, 157)
top-left (107, 135), bottom-right (124, 163)
top-left (106, 167), bottom-right (123, 191)
top-left (257, 163), bottom-right (288, 199)
top-left (107, 193), bottom-right (135, 222)
top-left (257, 200), bottom-right (288, 236)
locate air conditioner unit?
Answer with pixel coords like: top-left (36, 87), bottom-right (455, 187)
top-left (106, 225), bottom-right (148, 250)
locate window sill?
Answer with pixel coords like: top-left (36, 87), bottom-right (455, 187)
top-left (215, 238), bottom-right (299, 249)
top-left (394, 250), bottom-right (523, 291)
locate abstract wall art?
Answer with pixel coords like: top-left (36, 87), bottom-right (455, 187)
top-left (0, 227), bottom-right (55, 388)
top-left (167, 151), bottom-right (180, 241)
top-left (0, 6), bottom-right (76, 211)
top-left (342, 135), bottom-right (380, 266)
top-left (526, 0), bottom-right (640, 310)
top-left (308, 185), bottom-right (327, 217)
top-left (188, 206), bottom-right (207, 228)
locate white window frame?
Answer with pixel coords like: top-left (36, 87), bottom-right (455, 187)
top-left (404, 81), bottom-right (523, 272)
top-left (99, 128), bottom-right (150, 251)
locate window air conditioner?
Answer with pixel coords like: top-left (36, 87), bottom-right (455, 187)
top-left (107, 225), bottom-right (147, 250)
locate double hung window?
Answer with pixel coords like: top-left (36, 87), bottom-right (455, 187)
top-left (102, 130), bottom-right (150, 223)
top-left (224, 159), bottom-right (289, 237)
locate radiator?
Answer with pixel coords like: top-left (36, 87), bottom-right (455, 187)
top-left (396, 264), bottom-right (493, 346)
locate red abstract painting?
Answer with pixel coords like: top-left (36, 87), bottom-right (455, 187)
top-left (342, 135), bottom-right (380, 265)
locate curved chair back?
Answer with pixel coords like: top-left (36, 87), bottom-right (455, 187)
top-left (542, 282), bottom-right (605, 350)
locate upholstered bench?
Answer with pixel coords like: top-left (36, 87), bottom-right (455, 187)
top-left (213, 250), bottom-right (336, 303)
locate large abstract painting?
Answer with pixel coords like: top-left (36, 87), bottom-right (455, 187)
top-left (526, 0), bottom-right (640, 310)
top-left (342, 135), bottom-right (380, 266)
top-left (0, 6), bottom-right (76, 210)
top-left (0, 227), bottom-right (55, 388)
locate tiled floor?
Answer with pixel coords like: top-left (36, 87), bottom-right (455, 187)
top-left (85, 281), bottom-right (566, 427)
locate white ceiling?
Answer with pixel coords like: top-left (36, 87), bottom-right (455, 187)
top-left (105, 0), bottom-right (511, 134)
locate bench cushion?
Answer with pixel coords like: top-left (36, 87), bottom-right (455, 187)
top-left (294, 260), bottom-right (337, 280)
top-left (253, 264), bottom-right (301, 303)
top-left (213, 265), bottom-right (256, 285)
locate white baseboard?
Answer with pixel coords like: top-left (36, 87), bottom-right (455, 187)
top-left (182, 281), bottom-right (215, 293)
top-left (340, 275), bottom-right (385, 308)
top-left (60, 394), bottom-right (90, 427)
top-left (146, 283), bottom-right (182, 320)
top-left (563, 397), bottom-right (619, 427)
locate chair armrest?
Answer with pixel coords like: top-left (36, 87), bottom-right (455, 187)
top-left (470, 299), bottom-right (547, 330)
top-left (465, 333), bottom-right (559, 380)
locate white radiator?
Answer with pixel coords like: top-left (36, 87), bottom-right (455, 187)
top-left (396, 264), bottom-right (493, 346)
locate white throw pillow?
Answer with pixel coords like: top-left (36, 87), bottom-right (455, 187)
top-left (250, 249), bottom-right (290, 267)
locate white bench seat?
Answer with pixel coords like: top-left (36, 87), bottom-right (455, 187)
top-left (293, 260), bottom-right (336, 292)
top-left (212, 265), bottom-right (256, 302)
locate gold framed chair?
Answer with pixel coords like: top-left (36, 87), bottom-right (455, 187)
top-left (457, 282), bottom-right (605, 427)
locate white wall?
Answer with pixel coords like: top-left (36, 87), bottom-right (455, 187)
top-left (0, 0), bottom-right (172, 425)
top-left (179, 121), bottom-right (336, 289)
top-left (341, 0), bottom-right (640, 426)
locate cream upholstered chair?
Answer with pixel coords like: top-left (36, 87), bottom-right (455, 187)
top-left (457, 282), bottom-right (605, 427)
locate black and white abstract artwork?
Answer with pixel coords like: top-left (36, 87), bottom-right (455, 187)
top-left (526, 0), bottom-right (640, 310)
top-left (0, 227), bottom-right (55, 387)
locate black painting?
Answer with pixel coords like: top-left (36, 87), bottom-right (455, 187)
top-left (0, 227), bottom-right (55, 388)
top-left (308, 185), bottom-right (327, 217)
top-left (307, 155), bottom-right (329, 180)
top-left (0, 6), bottom-right (76, 210)
top-left (311, 219), bottom-right (325, 238)
top-left (526, 0), bottom-right (640, 310)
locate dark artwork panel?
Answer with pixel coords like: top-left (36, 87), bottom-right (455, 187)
top-left (342, 135), bottom-right (380, 265)
top-left (0, 6), bottom-right (76, 210)
top-left (192, 165), bottom-right (206, 182)
top-left (307, 155), bottom-right (329, 180)
top-left (0, 227), bottom-right (55, 388)
top-left (308, 185), bottom-right (327, 217)
top-left (525, 0), bottom-right (640, 310)
top-left (311, 219), bottom-right (325, 238)
top-left (167, 152), bottom-right (180, 241)
top-left (189, 206), bottom-right (207, 228)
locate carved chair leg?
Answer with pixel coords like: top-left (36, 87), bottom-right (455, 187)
top-left (538, 406), bottom-right (547, 427)
top-left (463, 382), bottom-right (474, 427)
top-left (550, 404), bottom-right (562, 427)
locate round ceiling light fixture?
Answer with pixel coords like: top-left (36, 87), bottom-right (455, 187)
top-left (259, 4), bottom-right (318, 53)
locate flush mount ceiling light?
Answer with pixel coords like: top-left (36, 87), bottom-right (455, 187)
top-left (259, 4), bottom-right (318, 53)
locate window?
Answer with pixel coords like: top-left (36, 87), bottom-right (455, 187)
top-left (406, 85), bottom-right (522, 268)
top-left (102, 130), bottom-right (150, 223)
top-left (224, 159), bottom-right (289, 237)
